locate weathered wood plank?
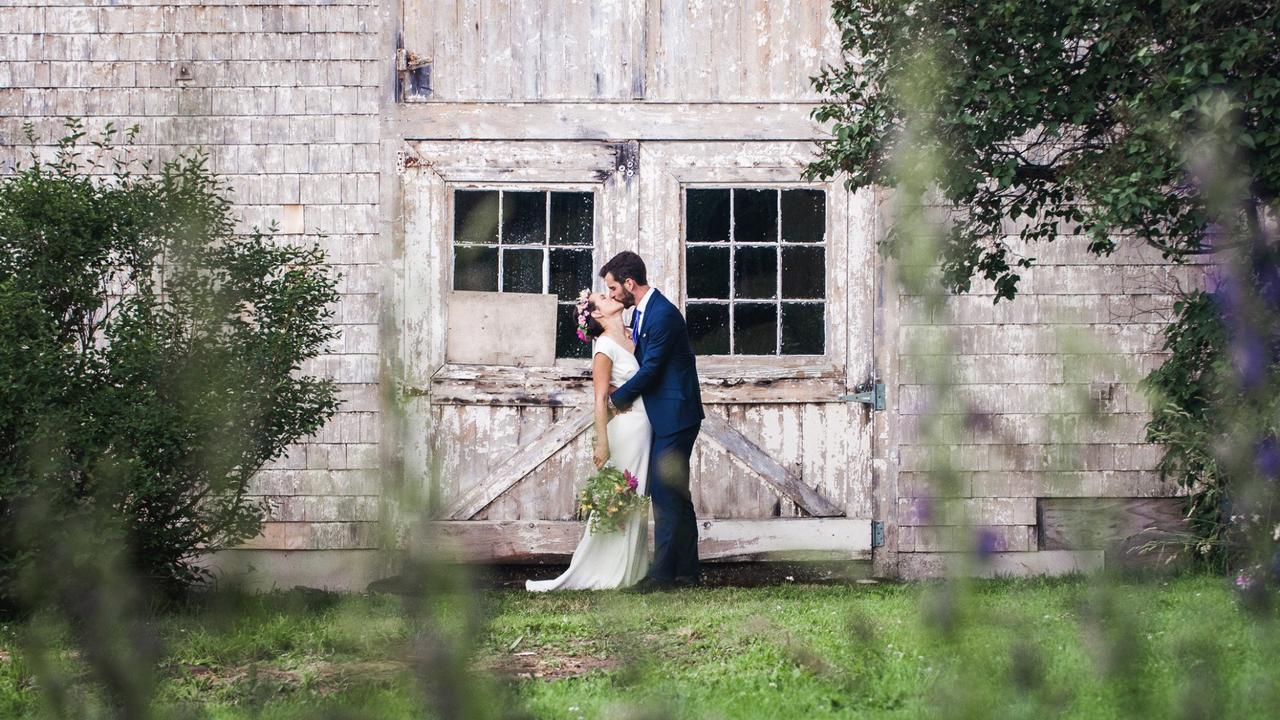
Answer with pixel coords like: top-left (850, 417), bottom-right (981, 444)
top-left (389, 103), bottom-right (832, 141)
top-left (428, 518), bottom-right (872, 563)
top-left (424, 373), bottom-right (847, 406)
top-left (700, 413), bottom-right (843, 517)
top-left (443, 406), bottom-right (593, 519)
top-left (445, 291), bottom-right (557, 366)
top-left (1038, 497), bottom-right (1187, 566)
top-left (899, 550), bottom-right (1106, 579)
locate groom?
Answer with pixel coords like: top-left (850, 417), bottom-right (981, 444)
top-left (601, 251), bottom-right (705, 591)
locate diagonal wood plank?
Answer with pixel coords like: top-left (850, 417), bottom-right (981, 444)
top-left (444, 406), bottom-right (593, 519)
top-left (699, 413), bottom-right (843, 517)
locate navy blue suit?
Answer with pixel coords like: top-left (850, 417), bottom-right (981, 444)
top-left (611, 290), bottom-right (704, 582)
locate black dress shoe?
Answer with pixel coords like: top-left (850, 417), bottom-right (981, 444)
top-left (624, 576), bottom-right (673, 594)
top-left (672, 575), bottom-right (703, 589)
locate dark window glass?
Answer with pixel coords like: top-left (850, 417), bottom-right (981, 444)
top-left (781, 189), bottom-right (825, 243)
top-left (454, 190), bottom-right (499, 244)
top-left (734, 189), bottom-right (777, 244)
top-left (734, 246), bottom-right (777, 300)
top-left (682, 186), bottom-right (827, 356)
top-left (501, 248), bottom-right (542, 293)
top-left (550, 248), bottom-right (593, 301)
top-left (550, 192), bottom-right (593, 246)
top-left (781, 246), bottom-right (825, 299)
top-left (782, 303), bottom-right (825, 354)
top-left (686, 246), bottom-right (730, 299)
top-left (734, 303), bottom-right (777, 355)
top-left (687, 303), bottom-right (730, 355)
top-left (453, 246), bottom-right (498, 291)
top-left (502, 191), bottom-right (546, 245)
top-left (556, 304), bottom-right (591, 359)
top-left (686, 189), bottom-right (730, 243)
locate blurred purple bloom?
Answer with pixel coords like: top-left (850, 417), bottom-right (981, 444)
top-left (975, 528), bottom-right (1001, 559)
top-left (1230, 331), bottom-right (1269, 388)
top-left (909, 497), bottom-right (932, 524)
top-left (1255, 436), bottom-right (1280, 480)
top-left (963, 407), bottom-right (994, 434)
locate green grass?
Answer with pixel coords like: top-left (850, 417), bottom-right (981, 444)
top-left (1, 574), bottom-right (1276, 719)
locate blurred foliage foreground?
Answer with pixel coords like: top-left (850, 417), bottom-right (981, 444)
top-left (0, 575), bottom-right (1276, 719)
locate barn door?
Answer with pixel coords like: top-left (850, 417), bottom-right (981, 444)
top-left (401, 140), bottom-right (873, 562)
top-left (637, 142), bottom-right (874, 555)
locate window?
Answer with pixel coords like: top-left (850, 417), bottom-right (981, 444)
top-left (684, 188), bottom-right (826, 356)
top-left (452, 189), bottom-right (595, 359)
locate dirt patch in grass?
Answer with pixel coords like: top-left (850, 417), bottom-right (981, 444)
top-left (172, 660), bottom-right (405, 695)
top-left (481, 650), bottom-right (619, 681)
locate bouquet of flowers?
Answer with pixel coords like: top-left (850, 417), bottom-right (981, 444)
top-left (577, 465), bottom-right (647, 533)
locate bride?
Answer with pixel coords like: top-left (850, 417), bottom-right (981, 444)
top-left (526, 290), bottom-right (651, 591)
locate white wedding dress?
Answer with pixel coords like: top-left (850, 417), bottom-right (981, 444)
top-left (526, 335), bottom-right (652, 591)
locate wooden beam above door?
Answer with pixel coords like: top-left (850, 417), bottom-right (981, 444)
top-left (385, 103), bottom-right (834, 142)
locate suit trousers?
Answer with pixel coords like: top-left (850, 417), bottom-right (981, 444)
top-left (647, 424), bottom-right (701, 581)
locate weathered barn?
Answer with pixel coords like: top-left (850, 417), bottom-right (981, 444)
top-left (0, 0), bottom-right (1194, 587)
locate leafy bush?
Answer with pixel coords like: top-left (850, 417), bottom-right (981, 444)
top-left (808, 0), bottom-right (1280, 301)
top-left (0, 120), bottom-right (341, 605)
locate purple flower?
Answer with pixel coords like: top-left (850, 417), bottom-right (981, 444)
top-left (975, 528), bottom-right (1002, 560)
top-left (909, 497), bottom-right (932, 524)
top-left (1230, 330), bottom-right (1268, 389)
top-left (1255, 436), bottom-right (1280, 480)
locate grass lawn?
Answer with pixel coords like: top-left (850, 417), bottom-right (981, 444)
top-left (1, 573), bottom-right (1276, 718)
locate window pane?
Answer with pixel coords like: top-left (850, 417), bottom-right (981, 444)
top-left (502, 191), bottom-right (546, 245)
top-left (687, 303), bottom-right (730, 355)
top-left (453, 246), bottom-right (498, 291)
top-left (454, 190), bottom-right (499, 244)
top-left (781, 189), bottom-right (825, 243)
top-left (734, 303), bottom-right (777, 355)
top-left (550, 248), bottom-right (593, 301)
top-left (782, 303), bottom-right (825, 355)
top-left (781, 246), bottom-right (825, 299)
top-left (734, 188), bottom-right (778, 244)
top-left (686, 189), bottom-right (730, 243)
top-left (557, 304), bottom-right (591, 359)
top-left (502, 248), bottom-right (543, 293)
top-left (734, 246), bottom-right (777, 300)
top-left (550, 191), bottom-right (593, 246)
top-left (686, 246), bottom-right (729, 299)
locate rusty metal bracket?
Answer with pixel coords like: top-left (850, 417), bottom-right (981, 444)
top-left (396, 48), bottom-right (433, 101)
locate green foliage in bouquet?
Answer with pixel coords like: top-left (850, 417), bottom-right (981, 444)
top-left (576, 465), bottom-right (647, 534)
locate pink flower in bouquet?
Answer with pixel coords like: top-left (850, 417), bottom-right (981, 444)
top-left (624, 469), bottom-right (638, 491)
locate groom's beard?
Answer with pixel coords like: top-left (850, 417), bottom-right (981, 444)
top-left (619, 287), bottom-right (636, 307)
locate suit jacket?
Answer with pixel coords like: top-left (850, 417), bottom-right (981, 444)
top-left (610, 289), bottom-right (705, 437)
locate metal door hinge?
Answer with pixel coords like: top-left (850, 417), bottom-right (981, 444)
top-left (840, 381), bottom-right (885, 411)
top-left (871, 521), bottom-right (885, 548)
top-left (396, 48), bottom-right (432, 101)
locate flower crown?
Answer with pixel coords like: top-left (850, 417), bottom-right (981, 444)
top-left (574, 288), bottom-right (592, 344)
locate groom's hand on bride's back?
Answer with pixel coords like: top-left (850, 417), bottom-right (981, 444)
top-left (606, 385), bottom-right (633, 418)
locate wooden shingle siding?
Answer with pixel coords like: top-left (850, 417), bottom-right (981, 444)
top-left (892, 237), bottom-right (1204, 576)
top-left (0, 0), bottom-right (385, 562)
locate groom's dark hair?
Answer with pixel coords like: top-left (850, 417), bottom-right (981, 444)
top-left (600, 251), bottom-right (648, 286)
